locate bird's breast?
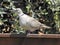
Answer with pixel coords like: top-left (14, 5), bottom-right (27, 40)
top-left (19, 15), bottom-right (28, 26)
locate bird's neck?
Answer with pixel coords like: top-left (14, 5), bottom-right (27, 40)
top-left (18, 13), bottom-right (24, 17)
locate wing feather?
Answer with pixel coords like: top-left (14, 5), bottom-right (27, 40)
top-left (26, 17), bottom-right (40, 28)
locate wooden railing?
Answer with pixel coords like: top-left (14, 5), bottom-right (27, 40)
top-left (0, 33), bottom-right (60, 45)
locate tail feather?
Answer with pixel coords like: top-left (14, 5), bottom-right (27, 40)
top-left (40, 24), bottom-right (51, 29)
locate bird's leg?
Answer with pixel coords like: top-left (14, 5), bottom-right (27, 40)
top-left (25, 30), bottom-right (38, 34)
top-left (32, 30), bottom-right (39, 34)
top-left (25, 29), bottom-right (44, 34)
top-left (25, 30), bottom-right (31, 34)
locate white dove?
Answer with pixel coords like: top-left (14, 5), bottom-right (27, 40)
top-left (12, 8), bottom-right (51, 34)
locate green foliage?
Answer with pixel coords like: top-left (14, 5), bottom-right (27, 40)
top-left (0, 0), bottom-right (60, 34)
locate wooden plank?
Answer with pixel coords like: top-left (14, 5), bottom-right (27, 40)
top-left (0, 33), bottom-right (60, 38)
top-left (27, 34), bottom-right (60, 38)
top-left (0, 34), bottom-right (60, 45)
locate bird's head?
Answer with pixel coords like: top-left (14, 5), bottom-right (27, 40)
top-left (12, 8), bottom-right (23, 14)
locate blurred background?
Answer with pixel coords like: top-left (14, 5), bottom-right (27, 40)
top-left (0, 0), bottom-right (60, 34)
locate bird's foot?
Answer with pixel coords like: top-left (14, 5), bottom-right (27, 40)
top-left (31, 30), bottom-right (39, 34)
top-left (26, 30), bottom-right (39, 34)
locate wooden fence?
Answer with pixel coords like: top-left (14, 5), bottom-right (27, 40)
top-left (0, 33), bottom-right (60, 45)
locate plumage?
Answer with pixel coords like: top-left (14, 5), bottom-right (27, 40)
top-left (12, 8), bottom-right (51, 33)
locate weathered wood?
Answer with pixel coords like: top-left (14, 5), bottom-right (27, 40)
top-left (0, 33), bottom-right (60, 45)
top-left (0, 33), bottom-right (60, 38)
top-left (27, 34), bottom-right (60, 38)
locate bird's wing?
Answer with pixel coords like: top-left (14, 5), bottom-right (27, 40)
top-left (26, 17), bottom-right (40, 28)
top-left (26, 16), bottom-right (51, 29)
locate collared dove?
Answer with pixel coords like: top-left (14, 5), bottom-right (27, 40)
top-left (12, 8), bottom-right (51, 34)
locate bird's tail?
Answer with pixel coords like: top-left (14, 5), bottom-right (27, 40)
top-left (38, 24), bottom-right (51, 34)
top-left (40, 24), bottom-right (51, 29)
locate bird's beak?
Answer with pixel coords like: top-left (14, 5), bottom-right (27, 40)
top-left (12, 8), bottom-right (16, 10)
top-left (11, 8), bottom-right (17, 13)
